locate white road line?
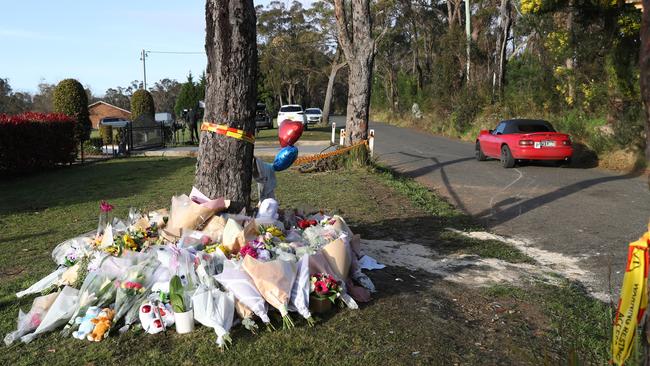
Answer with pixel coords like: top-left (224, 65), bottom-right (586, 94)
top-left (488, 168), bottom-right (524, 216)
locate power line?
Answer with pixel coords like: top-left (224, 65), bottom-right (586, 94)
top-left (146, 50), bottom-right (205, 55)
top-left (139, 49), bottom-right (206, 90)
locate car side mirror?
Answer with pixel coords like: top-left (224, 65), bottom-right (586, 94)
top-left (488, 129), bottom-right (494, 134)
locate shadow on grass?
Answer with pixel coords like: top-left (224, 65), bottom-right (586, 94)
top-left (0, 157), bottom-right (195, 216)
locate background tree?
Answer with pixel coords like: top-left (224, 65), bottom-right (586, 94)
top-left (175, 72), bottom-right (204, 117)
top-left (103, 87), bottom-right (131, 110)
top-left (32, 82), bottom-right (56, 112)
top-left (0, 78), bottom-right (33, 114)
top-left (195, 0), bottom-right (257, 212)
top-left (53, 78), bottom-right (91, 143)
top-left (151, 78), bottom-right (182, 116)
top-left (130, 89), bottom-right (155, 121)
top-left (333, 0), bottom-right (387, 145)
top-left (257, 1), bottom-right (345, 116)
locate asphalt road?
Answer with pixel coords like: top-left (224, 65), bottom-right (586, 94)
top-left (369, 121), bottom-right (649, 295)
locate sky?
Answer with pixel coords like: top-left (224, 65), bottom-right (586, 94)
top-left (0, 0), bottom-right (312, 96)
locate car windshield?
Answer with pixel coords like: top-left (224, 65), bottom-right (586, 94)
top-left (305, 109), bottom-right (320, 114)
top-left (256, 104), bottom-right (266, 111)
top-left (102, 118), bottom-right (120, 122)
top-left (280, 106), bottom-right (302, 112)
top-left (517, 123), bottom-right (554, 133)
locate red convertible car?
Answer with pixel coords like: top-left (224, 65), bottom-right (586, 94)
top-left (475, 119), bottom-right (573, 168)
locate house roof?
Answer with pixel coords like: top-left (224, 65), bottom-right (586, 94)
top-left (88, 101), bottom-right (131, 114)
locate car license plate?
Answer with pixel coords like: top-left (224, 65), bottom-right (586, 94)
top-left (534, 140), bottom-right (555, 148)
top-left (541, 140), bottom-right (556, 147)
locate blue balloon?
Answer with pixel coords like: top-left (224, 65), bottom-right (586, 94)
top-left (273, 145), bottom-right (298, 171)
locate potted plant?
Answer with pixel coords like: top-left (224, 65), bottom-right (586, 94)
top-left (309, 273), bottom-right (341, 314)
top-left (170, 275), bottom-right (194, 334)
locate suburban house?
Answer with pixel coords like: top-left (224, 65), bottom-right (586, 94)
top-left (88, 101), bottom-right (131, 129)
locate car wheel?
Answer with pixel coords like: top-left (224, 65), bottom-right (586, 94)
top-left (500, 145), bottom-right (515, 168)
top-left (475, 141), bottom-right (487, 161)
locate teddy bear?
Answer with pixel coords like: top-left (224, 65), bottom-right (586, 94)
top-left (72, 306), bottom-right (100, 340)
top-left (87, 308), bottom-right (115, 342)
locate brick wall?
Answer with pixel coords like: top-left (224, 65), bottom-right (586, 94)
top-left (89, 102), bottom-right (131, 129)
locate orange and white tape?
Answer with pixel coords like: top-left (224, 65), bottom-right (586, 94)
top-left (294, 140), bottom-right (368, 165)
top-left (200, 122), bottom-right (255, 144)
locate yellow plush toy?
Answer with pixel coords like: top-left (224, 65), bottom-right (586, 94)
top-left (87, 308), bottom-right (115, 342)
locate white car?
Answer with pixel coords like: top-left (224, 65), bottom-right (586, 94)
top-left (276, 104), bottom-right (307, 129)
top-left (99, 117), bottom-right (130, 128)
top-left (304, 108), bottom-right (322, 125)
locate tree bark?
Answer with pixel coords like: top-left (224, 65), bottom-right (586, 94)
top-left (334, 0), bottom-right (378, 145)
top-left (565, 0), bottom-right (576, 104)
top-left (495, 0), bottom-right (512, 97)
top-left (641, 0), bottom-right (650, 176)
top-left (195, 0), bottom-right (257, 213)
top-left (322, 53), bottom-right (347, 126)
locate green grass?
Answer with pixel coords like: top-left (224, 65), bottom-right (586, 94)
top-left (0, 158), bottom-right (610, 365)
top-left (483, 281), bottom-right (613, 364)
top-left (255, 123), bottom-right (340, 143)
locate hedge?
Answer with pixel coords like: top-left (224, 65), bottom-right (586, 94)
top-left (0, 112), bottom-right (77, 173)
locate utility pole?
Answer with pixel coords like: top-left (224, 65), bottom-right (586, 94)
top-left (140, 49), bottom-right (148, 90)
top-left (465, 0), bottom-right (471, 82)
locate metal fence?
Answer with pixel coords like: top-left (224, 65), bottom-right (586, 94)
top-left (128, 123), bottom-right (165, 151)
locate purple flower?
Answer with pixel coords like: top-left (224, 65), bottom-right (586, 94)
top-left (257, 249), bottom-right (271, 261)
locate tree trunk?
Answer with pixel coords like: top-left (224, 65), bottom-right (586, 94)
top-left (323, 56), bottom-right (347, 126)
top-left (641, 0), bottom-right (650, 177)
top-left (345, 58), bottom-right (373, 144)
top-left (495, 0), bottom-right (512, 97)
top-left (195, 0), bottom-right (257, 213)
top-left (334, 0), bottom-right (378, 146)
top-left (565, 0), bottom-right (576, 104)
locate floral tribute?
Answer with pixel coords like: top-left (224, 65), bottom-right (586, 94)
top-left (6, 193), bottom-right (381, 349)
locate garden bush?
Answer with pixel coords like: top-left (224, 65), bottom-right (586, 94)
top-left (53, 79), bottom-right (91, 142)
top-left (131, 89), bottom-right (155, 122)
top-left (0, 112), bottom-right (76, 173)
top-left (99, 124), bottom-right (113, 144)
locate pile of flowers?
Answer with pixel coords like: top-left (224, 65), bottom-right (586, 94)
top-left (5, 191), bottom-right (381, 349)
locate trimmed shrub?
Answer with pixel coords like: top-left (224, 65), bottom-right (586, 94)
top-left (0, 112), bottom-right (77, 173)
top-left (131, 89), bottom-right (155, 122)
top-left (53, 79), bottom-right (91, 142)
top-left (99, 124), bottom-right (113, 145)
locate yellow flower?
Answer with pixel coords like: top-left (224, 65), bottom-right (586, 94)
top-left (123, 235), bottom-right (137, 251)
top-left (217, 244), bottom-right (229, 256)
top-left (104, 246), bottom-right (119, 256)
top-left (266, 226), bottom-right (285, 240)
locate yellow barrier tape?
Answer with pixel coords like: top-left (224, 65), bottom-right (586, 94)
top-left (294, 140), bottom-right (368, 165)
top-left (612, 229), bottom-right (650, 365)
top-left (200, 122), bottom-right (255, 144)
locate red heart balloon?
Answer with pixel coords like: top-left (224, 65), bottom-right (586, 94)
top-left (278, 120), bottom-right (304, 147)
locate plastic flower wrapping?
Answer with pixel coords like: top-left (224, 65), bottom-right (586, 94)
top-left (5, 193), bottom-right (381, 347)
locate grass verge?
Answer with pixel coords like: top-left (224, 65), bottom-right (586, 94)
top-left (0, 157), bottom-right (610, 365)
